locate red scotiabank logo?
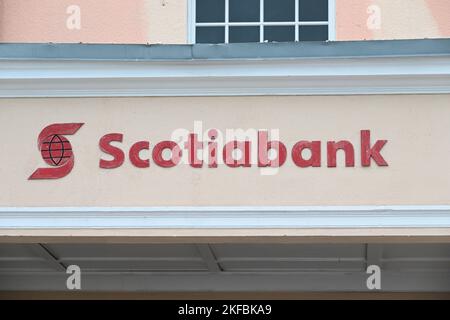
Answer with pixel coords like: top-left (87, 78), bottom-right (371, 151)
top-left (29, 122), bottom-right (389, 180)
top-left (29, 123), bottom-right (84, 180)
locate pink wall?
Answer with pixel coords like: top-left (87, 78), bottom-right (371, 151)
top-left (336, 0), bottom-right (375, 40)
top-left (337, 0), bottom-right (450, 41)
top-left (0, 0), bottom-right (149, 43)
top-left (428, 0), bottom-right (450, 36)
top-left (0, 0), bottom-right (449, 43)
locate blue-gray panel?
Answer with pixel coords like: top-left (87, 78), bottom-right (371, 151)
top-left (0, 39), bottom-right (449, 61)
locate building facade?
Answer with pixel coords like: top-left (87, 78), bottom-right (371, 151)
top-left (0, 1), bottom-right (449, 299)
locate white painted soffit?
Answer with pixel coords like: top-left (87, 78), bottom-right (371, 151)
top-left (0, 55), bottom-right (449, 97)
top-left (1, 206), bottom-right (450, 229)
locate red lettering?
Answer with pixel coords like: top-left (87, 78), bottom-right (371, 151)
top-left (129, 141), bottom-right (150, 168)
top-left (361, 130), bottom-right (388, 167)
top-left (257, 131), bottom-right (287, 167)
top-left (99, 133), bottom-right (124, 169)
top-left (327, 140), bottom-right (355, 167)
top-left (152, 141), bottom-right (181, 168)
top-left (208, 129), bottom-right (218, 168)
top-left (292, 141), bottom-right (321, 167)
top-left (223, 141), bottom-right (251, 167)
top-left (184, 133), bottom-right (203, 168)
top-left (96, 129), bottom-right (387, 171)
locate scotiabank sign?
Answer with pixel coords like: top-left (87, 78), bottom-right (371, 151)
top-left (3, 95), bottom-right (449, 207)
top-left (99, 129), bottom-right (388, 170)
top-left (30, 122), bottom-right (388, 180)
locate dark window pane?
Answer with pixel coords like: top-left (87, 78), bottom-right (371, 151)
top-left (230, 0), bottom-right (259, 22)
top-left (264, 26), bottom-right (295, 42)
top-left (196, 27), bottom-right (225, 43)
top-left (229, 26), bottom-right (260, 43)
top-left (299, 25), bottom-right (328, 41)
top-left (299, 0), bottom-right (328, 21)
top-left (264, 0), bottom-right (295, 22)
top-left (196, 0), bottom-right (225, 22)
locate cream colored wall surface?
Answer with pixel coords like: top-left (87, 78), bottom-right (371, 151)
top-left (1, 95), bottom-right (450, 207)
top-left (146, 0), bottom-right (187, 44)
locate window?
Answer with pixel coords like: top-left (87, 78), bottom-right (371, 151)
top-left (191, 0), bottom-right (333, 44)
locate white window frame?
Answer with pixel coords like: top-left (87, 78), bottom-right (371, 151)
top-left (187, 0), bottom-right (336, 44)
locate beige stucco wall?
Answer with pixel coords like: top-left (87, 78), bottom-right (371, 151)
top-left (0, 0), bottom-right (449, 44)
top-left (145, 0), bottom-right (187, 44)
top-left (1, 95), bottom-right (449, 207)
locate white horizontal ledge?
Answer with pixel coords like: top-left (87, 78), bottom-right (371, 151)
top-left (1, 206), bottom-right (450, 229)
top-left (0, 56), bottom-right (449, 97)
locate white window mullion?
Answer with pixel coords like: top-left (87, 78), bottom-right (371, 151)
top-left (225, 0), bottom-right (230, 43)
top-left (328, 0), bottom-right (336, 41)
top-left (197, 22), bottom-right (302, 27)
top-left (188, 0), bottom-right (196, 44)
top-left (260, 0), bottom-right (264, 42)
top-left (298, 21), bottom-right (329, 26)
top-left (295, 0), bottom-right (299, 41)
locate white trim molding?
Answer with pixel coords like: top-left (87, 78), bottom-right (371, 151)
top-left (0, 55), bottom-right (449, 97)
top-left (1, 206), bottom-right (450, 229)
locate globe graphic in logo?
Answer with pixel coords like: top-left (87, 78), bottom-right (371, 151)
top-left (40, 134), bottom-right (73, 166)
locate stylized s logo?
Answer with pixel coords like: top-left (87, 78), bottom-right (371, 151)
top-left (29, 123), bottom-right (84, 180)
